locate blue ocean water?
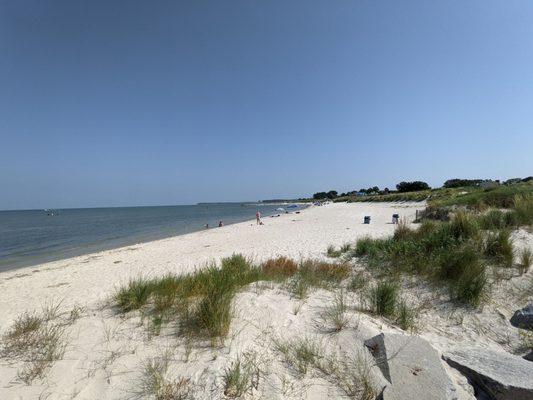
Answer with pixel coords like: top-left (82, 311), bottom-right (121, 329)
top-left (0, 203), bottom-right (298, 271)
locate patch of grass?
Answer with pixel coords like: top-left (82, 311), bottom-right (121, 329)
top-left (353, 236), bottom-right (385, 257)
top-left (340, 243), bottom-right (352, 253)
top-left (449, 211), bottom-right (480, 240)
top-left (274, 337), bottom-right (323, 376)
top-left (348, 273), bottom-right (366, 291)
top-left (111, 256), bottom-right (346, 344)
top-left (315, 350), bottom-right (377, 400)
top-left (321, 291), bottom-right (348, 332)
top-left (305, 260), bottom-right (350, 283)
top-left (519, 248), bottom-right (532, 275)
top-left (274, 337), bottom-right (376, 399)
top-left (393, 218), bottom-right (413, 241)
top-left (437, 245), bottom-right (480, 281)
top-left (289, 273), bottom-right (311, 300)
top-left (115, 277), bottom-right (152, 312)
top-left (222, 354), bottom-right (259, 398)
top-left (68, 304), bottom-right (85, 323)
top-left (451, 261), bottom-right (487, 306)
top-left (430, 182), bottom-right (533, 210)
top-left (513, 193), bottom-right (533, 225)
top-left (479, 209), bottom-right (506, 230)
top-left (484, 230), bottom-right (514, 268)
top-left (327, 245), bottom-right (342, 258)
top-left (396, 300), bottom-right (415, 331)
top-left (138, 354), bottom-right (192, 400)
top-left (116, 254), bottom-right (263, 344)
top-left (368, 281), bottom-right (398, 317)
top-left (1, 307), bottom-right (67, 384)
top-left (288, 259), bottom-right (350, 299)
top-left (262, 256), bottom-right (298, 278)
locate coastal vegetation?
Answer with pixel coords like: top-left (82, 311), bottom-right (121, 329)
top-left (0, 302), bottom-right (82, 384)
top-left (329, 193), bottom-right (533, 307)
top-left (273, 337), bottom-right (376, 399)
top-left (311, 176), bottom-right (533, 207)
top-left (113, 255), bottom-right (350, 345)
top-left (137, 353), bottom-right (192, 400)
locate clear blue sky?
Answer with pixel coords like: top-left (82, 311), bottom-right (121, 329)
top-left (1, 1), bottom-right (532, 210)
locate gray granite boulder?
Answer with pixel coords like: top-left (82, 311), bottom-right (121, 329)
top-left (443, 347), bottom-right (533, 400)
top-left (364, 333), bottom-right (458, 400)
top-left (510, 303), bottom-right (533, 330)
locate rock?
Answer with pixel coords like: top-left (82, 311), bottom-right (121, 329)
top-left (525, 350), bottom-right (533, 362)
top-left (510, 303), bottom-right (533, 330)
top-left (443, 347), bottom-right (533, 400)
top-left (364, 333), bottom-right (458, 400)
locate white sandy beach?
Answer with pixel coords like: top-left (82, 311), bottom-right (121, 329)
top-left (0, 202), bottom-right (531, 399)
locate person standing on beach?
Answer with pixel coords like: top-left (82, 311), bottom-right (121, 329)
top-left (256, 211), bottom-right (261, 225)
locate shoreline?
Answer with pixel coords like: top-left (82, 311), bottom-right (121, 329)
top-left (0, 203), bottom-right (310, 273)
top-left (0, 202), bottom-right (422, 326)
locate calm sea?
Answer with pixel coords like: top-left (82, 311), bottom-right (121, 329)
top-left (0, 203), bottom-right (300, 272)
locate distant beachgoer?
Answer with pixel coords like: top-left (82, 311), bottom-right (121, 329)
top-left (205, 223), bottom-right (209, 229)
top-left (218, 220), bottom-right (223, 227)
top-left (256, 211), bottom-right (261, 225)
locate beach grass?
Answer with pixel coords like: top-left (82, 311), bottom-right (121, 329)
top-left (138, 354), bottom-right (191, 400)
top-left (321, 291), bottom-right (348, 332)
top-left (261, 256), bottom-right (298, 279)
top-left (274, 337), bottom-right (376, 399)
top-left (349, 209), bottom-right (502, 306)
top-left (519, 248), bottom-right (532, 275)
top-left (222, 354), bottom-right (259, 398)
top-left (1, 304), bottom-right (68, 384)
top-left (396, 299), bottom-right (415, 331)
top-left (368, 281), bottom-right (398, 317)
top-left (483, 229), bottom-right (514, 268)
top-left (114, 255), bottom-right (352, 342)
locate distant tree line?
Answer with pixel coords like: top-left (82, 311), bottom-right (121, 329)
top-left (443, 179), bottom-right (484, 188)
top-left (311, 175), bottom-right (531, 200)
top-left (396, 181), bottom-right (430, 192)
top-left (312, 190), bottom-right (338, 200)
